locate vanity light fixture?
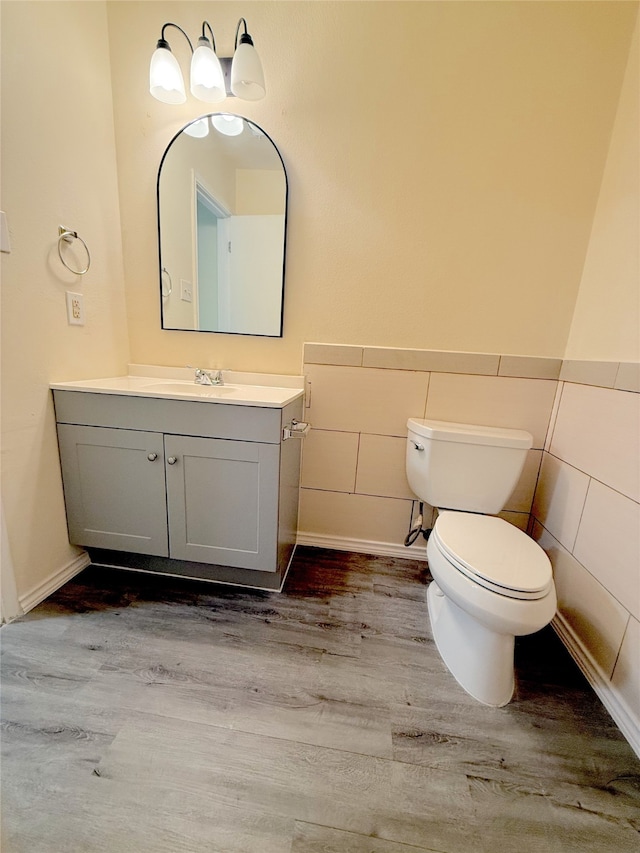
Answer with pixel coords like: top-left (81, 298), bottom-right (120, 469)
top-left (149, 18), bottom-right (265, 106)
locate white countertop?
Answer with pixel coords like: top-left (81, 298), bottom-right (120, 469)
top-left (50, 366), bottom-right (305, 409)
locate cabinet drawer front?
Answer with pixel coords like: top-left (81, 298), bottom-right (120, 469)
top-left (57, 425), bottom-right (169, 556)
top-left (165, 435), bottom-right (280, 571)
top-left (53, 391), bottom-right (281, 443)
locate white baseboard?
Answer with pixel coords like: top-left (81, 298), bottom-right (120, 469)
top-left (296, 532), bottom-right (428, 561)
top-left (552, 613), bottom-right (640, 760)
top-left (18, 551), bottom-right (91, 615)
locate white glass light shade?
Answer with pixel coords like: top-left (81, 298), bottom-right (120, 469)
top-left (150, 46), bottom-right (186, 104)
top-left (230, 42), bottom-right (265, 101)
top-left (190, 43), bottom-right (226, 103)
top-left (184, 117), bottom-right (210, 138)
top-left (211, 114), bottom-right (244, 136)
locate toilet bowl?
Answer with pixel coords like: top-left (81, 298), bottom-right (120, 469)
top-left (426, 511), bottom-right (556, 706)
top-left (405, 417), bottom-right (557, 706)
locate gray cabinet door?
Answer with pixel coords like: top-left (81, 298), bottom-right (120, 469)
top-left (57, 424), bottom-right (169, 556)
top-left (165, 435), bottom-right (280, 571)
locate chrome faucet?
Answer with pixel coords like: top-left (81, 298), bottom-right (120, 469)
top-left (194, 368), bottom-right (224, 386)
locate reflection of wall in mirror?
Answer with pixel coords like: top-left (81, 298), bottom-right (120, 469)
top-left (236, 169), bottom-right (286, 215)
top-left (160, 134), bottom-right (235, 330)
top-left (159, 143), bottom-right (195, 329)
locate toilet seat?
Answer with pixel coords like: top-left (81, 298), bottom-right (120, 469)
top-left (431, 512), bottom-right (552, 601)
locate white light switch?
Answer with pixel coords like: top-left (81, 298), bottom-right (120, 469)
top-left (180, 280), bottom-right (193, 303)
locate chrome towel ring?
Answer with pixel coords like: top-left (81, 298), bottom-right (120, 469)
top-left (57, 225), bottom-right (91, 275)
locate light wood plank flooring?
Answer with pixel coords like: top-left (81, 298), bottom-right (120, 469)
top-left (1, 547), bottom-right (638, 852)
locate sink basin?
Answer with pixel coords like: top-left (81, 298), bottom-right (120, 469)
top-left (142, 382), bottom-right (236, 397)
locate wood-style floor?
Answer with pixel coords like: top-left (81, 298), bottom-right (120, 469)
top-left (1, 547), bottom-right (638, 852)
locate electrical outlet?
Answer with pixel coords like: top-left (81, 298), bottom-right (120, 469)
top-left (180, 280), bottom-right (193, 303)
top-left (65, 291), bottom-right (85, 326)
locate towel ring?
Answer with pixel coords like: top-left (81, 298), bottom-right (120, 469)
top-left (161, 267), bottom-right (173, 298)
top-left (57, 226), bottom-right (91, 275)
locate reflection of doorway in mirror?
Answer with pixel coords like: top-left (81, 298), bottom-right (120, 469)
top-left (194, 180), bottom-right (230, 331)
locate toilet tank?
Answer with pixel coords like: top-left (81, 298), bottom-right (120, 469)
top-left (406, 418), bottom-right (533, 514)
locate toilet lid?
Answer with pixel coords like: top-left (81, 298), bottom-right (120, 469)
top-left (432, 512), bottom-right (552, 600)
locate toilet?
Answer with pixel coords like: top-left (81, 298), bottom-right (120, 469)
top-left (406, 418), bottom-right (556, 707)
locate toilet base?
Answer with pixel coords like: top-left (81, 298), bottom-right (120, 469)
top-left (427, 581), bottom-right (515, 707)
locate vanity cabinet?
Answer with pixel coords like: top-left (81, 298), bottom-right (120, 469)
top-left (53, 389), bottom-right (303, 589)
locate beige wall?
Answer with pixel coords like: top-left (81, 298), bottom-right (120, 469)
top-left (566, 17), bottom-right (640, 362)
top-left (107, 1), bottom-right (637, 373)
top-left (0, 1), bottom-right (129, 607)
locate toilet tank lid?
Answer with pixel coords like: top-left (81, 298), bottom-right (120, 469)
top-left (407, 418), bottom-right (533, 449)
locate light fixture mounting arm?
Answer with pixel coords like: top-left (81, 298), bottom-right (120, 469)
top-left (235, 17), bottom-right (254, 48)
top-left (200, 20), bottom-right (216, 52)
top-left (157, 22), bottom-right (194, 53)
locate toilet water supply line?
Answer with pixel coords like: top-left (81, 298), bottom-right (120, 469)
top-left (404, 500), bottom-right (432, 547)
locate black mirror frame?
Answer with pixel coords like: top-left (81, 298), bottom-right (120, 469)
top-left (157, 114), bottom-right (288, 337)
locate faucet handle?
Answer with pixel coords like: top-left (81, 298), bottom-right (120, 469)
top-left (187, 365), bottom-right (225, 385)
top-left (190, 366), bottom-right (211, 385)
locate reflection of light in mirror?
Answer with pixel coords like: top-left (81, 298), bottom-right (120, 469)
top-left (184, 117), bottom-right (210, 138)
top-left (211, 114), bottom-right (244, 136)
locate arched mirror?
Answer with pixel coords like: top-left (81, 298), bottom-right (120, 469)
top-left (158, 114), bottom-right (287, 336)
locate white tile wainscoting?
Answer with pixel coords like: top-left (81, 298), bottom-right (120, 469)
top-left (532, 380), bottom-right (639, 758)
top-left (298, 344), bottom-right (561, 556)
top-left (298, 343), bottom-right (640, 757)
